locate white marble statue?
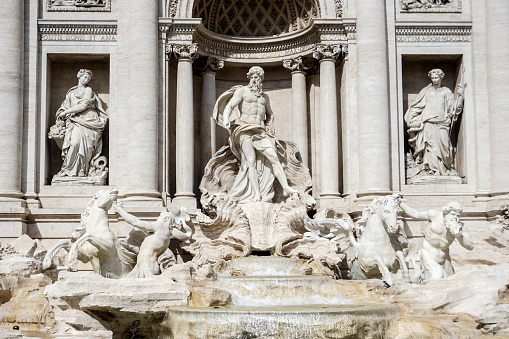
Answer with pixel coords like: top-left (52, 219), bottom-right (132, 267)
top-left (405, 68), bottom-right (464, 182)
top-left (48, 69), bottom-right (108, 185)
top-left (213, 66), bottom-right (298, 203)
top-left (347, 194), bottom-right (410, 286)
top-left (43, 189), bottom-right (136, 278)
top-left (399, 200), bottom-right (474, 281)
top-left (115, 202), bottom-right (193, 278)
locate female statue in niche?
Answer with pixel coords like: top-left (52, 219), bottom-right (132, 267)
top-left (49, 69), bottom-right (108, 185)
top-left (404, 68), bottom-right (464, 183)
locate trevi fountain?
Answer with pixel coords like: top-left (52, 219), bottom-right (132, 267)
top-left (0, 0), bottom-right (508, 338)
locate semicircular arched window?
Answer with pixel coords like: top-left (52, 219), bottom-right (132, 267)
top-left (193, 0), bottom-right (320, 37)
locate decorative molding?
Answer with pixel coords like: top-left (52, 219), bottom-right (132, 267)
top-left (400, 0), bottom-right (461, 13)
top-left (173, 44), bottom-right (199, 60)
top-left (283, 56), bottom-right (315, 73)
top-left (194, 57), bottom-right (224, 73)
top-left (191, 21), bottom-right (348, 61)
top-left (312, 44), bottom-right (346, 61)
top-left (39, 22), bottom-right (117, 41)
top-left (334, 0), bottom-right (343, 17)
top-left (47, 0), bottom-right (110, 12)
top-left (160, 20), bottom-right (199, 43)
top-left (395, 25), bottom-right (471, 43)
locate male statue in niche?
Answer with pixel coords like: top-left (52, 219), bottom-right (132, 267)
top-left (213, 66), bottom-right (298, 203)
top-left (405, 68), bottom-right (464, 183)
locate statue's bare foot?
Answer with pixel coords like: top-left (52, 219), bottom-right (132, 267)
top-left (283, 187), bottom-right (298, 197)
top-left (253, 194), bottom-right (262, 202)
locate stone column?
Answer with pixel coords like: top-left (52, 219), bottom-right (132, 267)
top-left (283, 57), bottom-right (313, 166)
top-left (0, 1), bottom-right (24, 204)
top-left (356, 0), bottom-right (391, 196)
top-left (198, 57), bottom-right (224, 173)
top-left (486, 1), bottom-right (509, 194)
top-left (125, 0), bottom-right (160, 204)
top-left (173, 44), bottom-right (198, 208)
top-left (0, 1), bottom-right (25, 237)
top-left (313, 45), bottom-right (345, 205)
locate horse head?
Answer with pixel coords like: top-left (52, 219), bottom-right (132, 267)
top-left (94, 188), bottom-right (118, 210)
top-left (376, 194), bottom-right (401, 234)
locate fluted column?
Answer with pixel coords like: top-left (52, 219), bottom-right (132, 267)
top-left (125, 0), bottom-right (160, 203)
top-left (0, 1), bottom-right (24, 204)
top-left (197, 57), bottom-right (224, 174)
top-left (356, 0), bottom-right (391, 196)
top-left (283, 57), bottom-right (313, 166)
top-left (486, 1), bottom-right (509, 194)
top-left (173, 44), bottom-right (198, 208)
top-left (313, 45), bottom-right (345, 205)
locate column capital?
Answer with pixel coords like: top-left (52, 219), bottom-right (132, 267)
top-left (312, 44), bottom-right (347, 62)
top-left (173, 43), bottom-right (199, 61)
top-left (194, 56), bottom-right (224, 74)
top-left (282, 56), bottom-right (315, 74)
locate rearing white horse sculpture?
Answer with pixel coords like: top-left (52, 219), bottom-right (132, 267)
top-left (349, 194), bottom-right (410, 286)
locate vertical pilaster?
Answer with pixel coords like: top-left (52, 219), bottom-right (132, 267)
top-left (125, 0), bottom-right (161, 204)
top-left (0, 0), bottom-right (26, 237)
top-left (0, 1), bottom-right (24, 203)
top-left (313, 44), bottom-right (345, 207)
top-left (356, 0), bottom-right (391, 196)
top-left (486, 0), bottom-right (509, 195)
top-left (283, 57), bottom-right (313, 167)
top-left (198, 57), bottom-right (224, 174)
top-left (173, 44), bottom-right (198, 209)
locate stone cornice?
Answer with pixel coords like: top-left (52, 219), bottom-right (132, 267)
top-left (39, 21), bottom-right (117, 41)
top-left (395, 23), bottom-right (471, 42)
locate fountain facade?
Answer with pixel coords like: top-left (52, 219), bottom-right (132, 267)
top-left (1, 0), bottom-right (509, 337)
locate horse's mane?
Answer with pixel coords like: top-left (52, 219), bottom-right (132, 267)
top-left (356, 196), bottom-right (399, 236)
top-left (71, 195), bottom-right (97, 242)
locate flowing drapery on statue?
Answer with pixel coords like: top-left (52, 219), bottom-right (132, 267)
top-left (404, 68), bottom-right (463, 182)
top-left (49, 69), bottom-right (108, 185)
top-left (212, 66), bottom-right (297, 203)
top-left (213, 86), bottom-right (288, 203)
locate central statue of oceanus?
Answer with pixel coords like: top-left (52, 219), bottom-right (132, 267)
top-left (212, 66), bottom-right (298, 203)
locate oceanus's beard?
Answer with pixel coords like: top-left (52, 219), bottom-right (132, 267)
top-left (248, 78), bottom-right (263, 97)
top-left (444, 214), bottom-right (462, 235)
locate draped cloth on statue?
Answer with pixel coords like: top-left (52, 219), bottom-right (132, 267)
top-left (57, 86), bottom-right (108, 177)
top-left (404, 84), bottom-right (457, 174)
top-left (213, 86), bottom-right (287, 203)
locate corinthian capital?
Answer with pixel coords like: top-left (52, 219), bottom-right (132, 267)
top-left (173, 44), bottom-right (199, 61)
top-left (282, 56), bottom-right (315, 73)
top-left (312, 44), bottom-right (347, 61)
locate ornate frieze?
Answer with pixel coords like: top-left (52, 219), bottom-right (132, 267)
top-left (312, 44), bottom-right (347, 61)
top-left (400, 0), bottom-right (461, 13)
top-left (396, 25), bottom-right (471, 43)
top-left (283, 56), bottom-right (315, 73)
top-left (39, 22), bottom-right (117, 42)
top-left (47, 0), bottom-right (110, 12)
